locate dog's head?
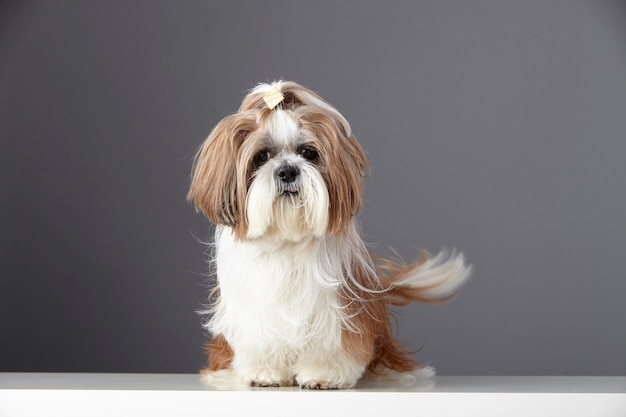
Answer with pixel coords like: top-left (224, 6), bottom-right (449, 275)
top-left (188, 81), bottom-right (369, 241)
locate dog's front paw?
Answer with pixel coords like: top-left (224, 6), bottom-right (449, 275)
top-left (239, 363), bottom-right (295, 388)
top-left (295, 352), bottom-right (363, 390)
top-left (300, 380), bottom-right (351, 390)
top-left (250, 378), bottom-right (294, 388)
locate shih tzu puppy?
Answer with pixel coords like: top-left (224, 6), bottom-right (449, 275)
top-left (188, 81), bottom-right (471, 389)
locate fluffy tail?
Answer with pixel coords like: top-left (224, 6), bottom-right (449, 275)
top-left (380, 249), bottom-right (472, 305)
top-left (363, 249), bottom-right (470, 376)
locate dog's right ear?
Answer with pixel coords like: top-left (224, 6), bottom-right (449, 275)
top-left (188, 112), bottom-right (257, 228)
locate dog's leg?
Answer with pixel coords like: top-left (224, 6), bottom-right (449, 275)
top-left (202, 334), bottom-right (234, 371)
top-left (231, 346), bottom-right (296, 387)
top-left (294, 344), bottom-right (367, 389)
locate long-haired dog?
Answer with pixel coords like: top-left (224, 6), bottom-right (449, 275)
top-left (188, 81), bottom-right (471, 389)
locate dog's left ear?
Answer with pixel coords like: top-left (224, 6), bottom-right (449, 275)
top-left (300, 113), bottom-right (370, 235)
top-left (188, 112), bottom-right (257, 235)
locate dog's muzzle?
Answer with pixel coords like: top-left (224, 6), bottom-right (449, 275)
top-left (276, 164), bottom-right (300, 194)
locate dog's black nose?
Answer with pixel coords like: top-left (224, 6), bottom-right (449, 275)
top-left (276, 164), bottom-right (299, 183)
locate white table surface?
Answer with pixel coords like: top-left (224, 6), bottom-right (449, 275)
top-left (1, 373), bottom-right (625, 417)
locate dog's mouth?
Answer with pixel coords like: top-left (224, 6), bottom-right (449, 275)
top-left (278, 181), bottom-right (300, 196)
top-left (281, 188), bottom-right (299, 196)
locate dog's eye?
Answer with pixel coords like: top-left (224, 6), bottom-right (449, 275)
top-left (298, 147), bottom-right (319, 161)
top-left (254, 150), bottom-right (271, 165)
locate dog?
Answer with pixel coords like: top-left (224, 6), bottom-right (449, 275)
top-left (187, 81), bottom-right (471, 389)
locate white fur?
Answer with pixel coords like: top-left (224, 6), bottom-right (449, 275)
top-left (206, 224), bottom-right (368, 388)
top-left (246, 161), bottom-right (329, 240)
top-left (245, 109), bottom-right (330, 241)
top-left (264, 107), bottom-right (300, 147)
top-left (200, 365), bottom-right (438, 391)
top-left (251, 81), bottom-right (352, 136)
top-left (194, 81), bottom-right (471, 389)
top-left (393, 249), bottom-right (472, 299)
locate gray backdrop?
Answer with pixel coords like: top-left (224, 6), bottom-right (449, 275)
top-left (1, 1), bottom-right (625, 376)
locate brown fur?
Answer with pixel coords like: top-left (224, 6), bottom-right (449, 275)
top-left (202, 334), bottom-right (234, 372)
top-left (190, 81), bottom-right (465, 384)
top-left (380, 254), bottom-right (462, 305)
top-left (339, 253), bottom-right (425, 375)
top-left (297, 109), bottom-right (369, 235)
top-left (200, 251), bottom-right (448, 377)
top-left (203, 261), bottom-right (423, 376)
top-left (188, 81), bottom-right (369, 240)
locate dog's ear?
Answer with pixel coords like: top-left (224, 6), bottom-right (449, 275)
top-left (298, 110), bottom-right (370, 235)
top-left (273, 81), bottom-right (370, 235)
top-left (325, 131), bottom-right (369, 234)
top-left (188, 112), bottom-right (257, 232)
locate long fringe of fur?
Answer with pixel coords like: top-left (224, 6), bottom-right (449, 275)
top-left (345, 248), bottom-right (471, 375)
top-left (382, 249), bottom-right (472, 305)
top-left (200, 245), bottom-right (471, 375)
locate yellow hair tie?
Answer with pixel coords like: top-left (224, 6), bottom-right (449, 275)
top-left (263, 87), bottom-right (285, 110)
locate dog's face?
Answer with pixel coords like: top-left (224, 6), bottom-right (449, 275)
top-left (188, 81), bottom-right (369, 241)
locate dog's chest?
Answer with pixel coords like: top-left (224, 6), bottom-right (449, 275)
top-left (213, 231), bottom-right (343, 344)
top-left (218, 241), bottom-right (333, 311)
